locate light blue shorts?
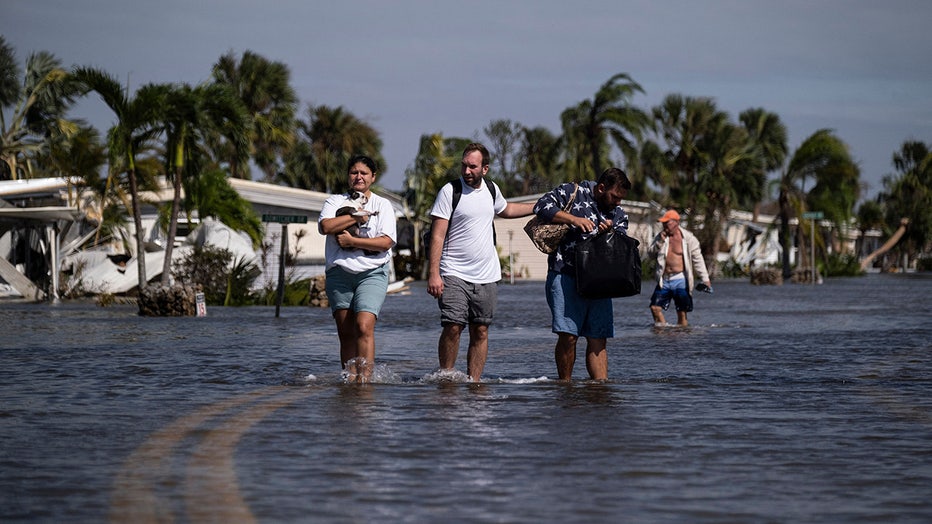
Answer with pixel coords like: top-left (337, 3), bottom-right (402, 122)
top-left (325, 263), bottom-right (390, 316)
top-left (546, 270), bottom-right (614, 338)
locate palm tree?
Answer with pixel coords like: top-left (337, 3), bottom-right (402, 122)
top-left (301, 104), bottom-right (384, 193)
top-left (855, 199), bottom-right (885, 258)
top-left (877, 140), bottom-right (932, 268)
top-left (740, 109), bottom-right (788, 173)
top-left (626, 139), bottom-right (670, 203)
top-left (278, 139), bottom-right (319, 190)
top-left (739, 108), bottom-right (788, 216)
top-left (516, 125), bottom-right (561, 194)
top-left (72, 67), bottom-right (166, 294)
top-left (0, 37), bottom-right (17, 110)
top-left (652, 99), bottom-right (777, 270)
top-left (154, 82), bottom-right (250, 285)
top-left (560, 73), bottom-right (650, 181)
top-left (777, 129), bottom-right (858, 277)
top-left (694, 114), bottom-right (763, 266)
top-left (211, 50), bottom-right (297, 180)
top-left (1, 38), bottom-right (79, 180)
top-left (558, 104), bottom-right (592, 181)
top-left (186, 167), bottom-right (263, 247)
top-left (651, 94), bottom-right (719, 215)
top-left (45, 124), bottom-right (107, 208)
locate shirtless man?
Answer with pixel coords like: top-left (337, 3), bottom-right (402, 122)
top-left (647, 210), bottom-right (712, 326)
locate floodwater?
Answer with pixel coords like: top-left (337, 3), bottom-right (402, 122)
top-left (1, 274), bottom-right (931, 523)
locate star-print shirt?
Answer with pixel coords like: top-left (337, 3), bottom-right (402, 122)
top-left (532, 180), bottom-right (630, 275)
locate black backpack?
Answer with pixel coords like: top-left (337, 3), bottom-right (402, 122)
top-left (423, 178), bottom-right (498, 255)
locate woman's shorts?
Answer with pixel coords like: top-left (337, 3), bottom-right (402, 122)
top-left (325, 263), bottom-right (390, 315)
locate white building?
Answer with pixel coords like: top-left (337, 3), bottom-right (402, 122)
top-left (4, 176), bottom-right (848, 300)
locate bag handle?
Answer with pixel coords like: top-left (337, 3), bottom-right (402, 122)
top-left (563, 184), bottom-right (578, 212)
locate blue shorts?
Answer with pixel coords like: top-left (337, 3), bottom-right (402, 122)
top-left (546, 271), bottom-right (614, 338)
top-left (438, 275), bottom-right (497, 326)
top-left (325, 263), bottom-right (390, 316)
top-left (649, 275), bottom-right (693, 312)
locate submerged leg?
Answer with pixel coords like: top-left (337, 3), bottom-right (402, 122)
top-left (466, 323), bottom-right (489, 382)
top-left (333, 309), bottom-right (357, 369)
top-left (554, 333), bottom-right (578, 381)
top-left (355, 311), bottom-right (378, 381)
top-left (650, 305), bottom-right (666, 326)
top-left (676, 310), bottom-right (688, 327)
top-left (438, 323), bottom-right (464, 370)
top-left (584, 337), bottom-right (608, 381)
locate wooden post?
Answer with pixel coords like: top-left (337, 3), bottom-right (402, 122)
top-left (802, 211), bottom-right (823, 284)
top-left (276, 224), bottom-right (288, 318)
top-left (810, 218), bottom-right (816, 285)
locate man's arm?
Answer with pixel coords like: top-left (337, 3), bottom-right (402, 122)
top-left (498, 201), bottom-right (535, 218)
top-left (647, 233), bottom-right (665, 258)
top-left (550, 210), bottom-right (597, 233)
top-left (687, 235), bottom-right (711, 285)
top-left (532, 182), bottom-right (573, 222)
top-left (426, 216), bottom-right (449, 298)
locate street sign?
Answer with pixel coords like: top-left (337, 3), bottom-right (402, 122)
top-left (262, 214), bottom-right (308, 224)
top-left (802, 211), bottom-right (823, 285)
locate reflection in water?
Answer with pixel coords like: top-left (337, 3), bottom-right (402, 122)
top-left (1, 275), bottom-right (931, 522)
top-left (553, 380), bottom-right (623, 406)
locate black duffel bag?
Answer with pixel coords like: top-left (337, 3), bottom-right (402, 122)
top-left (574, 230), bottom-right (641, 299)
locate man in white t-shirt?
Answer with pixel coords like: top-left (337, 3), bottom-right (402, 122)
top-left (427, 143), bottom-right (535, 381)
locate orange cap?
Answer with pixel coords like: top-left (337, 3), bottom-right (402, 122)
top-left (658, 210), bottom-right (680, 223)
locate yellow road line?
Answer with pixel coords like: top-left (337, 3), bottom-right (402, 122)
top-left (109, 386), bottom-right (312, 523)
top-left (183, 387), bottom-right (313, 523)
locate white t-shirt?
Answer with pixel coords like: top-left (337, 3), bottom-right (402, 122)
top-left (429, 178), bottom-right (507, 284)
top-left (318, 192), bottom-right (397, 273)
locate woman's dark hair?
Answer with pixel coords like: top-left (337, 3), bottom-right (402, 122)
top-left (347, 155), bottom-right (379, 174)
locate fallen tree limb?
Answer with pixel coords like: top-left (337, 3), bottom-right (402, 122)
top-left (860, 218), bottom-right (909, 271)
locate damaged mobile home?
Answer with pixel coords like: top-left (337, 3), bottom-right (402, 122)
top-left (1, 176), bottom-right (873, 302)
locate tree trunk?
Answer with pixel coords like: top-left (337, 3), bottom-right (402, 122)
top-left (859, 218), bottom-right (909, 271)
top-left (128, 168), bottom-right (147, 297)
top-left (161, 167), bottom-right (183, 285)
top-left (779, 190), bottom-right (792, 279)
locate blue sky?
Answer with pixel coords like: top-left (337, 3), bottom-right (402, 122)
top-left (4, 0), bottom-right (930, 200)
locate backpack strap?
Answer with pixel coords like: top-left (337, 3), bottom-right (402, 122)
top-left (487, 180), bottom-right (498, 246)
top-left (451, 178), bottom-right (463, 214)
top-left (450, 177), bottom-right (496, 213)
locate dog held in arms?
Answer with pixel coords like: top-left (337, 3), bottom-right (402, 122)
top-left (336, 191), bottom-right (379, 255)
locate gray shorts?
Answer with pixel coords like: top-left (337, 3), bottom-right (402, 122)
top-left (438, 275), bottom-right (497, 326)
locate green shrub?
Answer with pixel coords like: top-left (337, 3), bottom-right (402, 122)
top-left (718, 258), bottom-right (750, 278)
top-left (820, 253), bottom-right (864, 277)
top-left (253, 277), bottom-right (313, 306)
top-left (640, 256), bottom-right (655, 282)
top-left (172, 245), bottom-right (260, 305)
top-left (917, 256), bottom-right (932, 271)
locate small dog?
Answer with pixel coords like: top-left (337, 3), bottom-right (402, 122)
top-left (336, 191), bottom-right (379, 254)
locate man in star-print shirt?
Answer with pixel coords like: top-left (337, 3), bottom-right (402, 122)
top-left (531, 167), bottom-right (631, 381)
